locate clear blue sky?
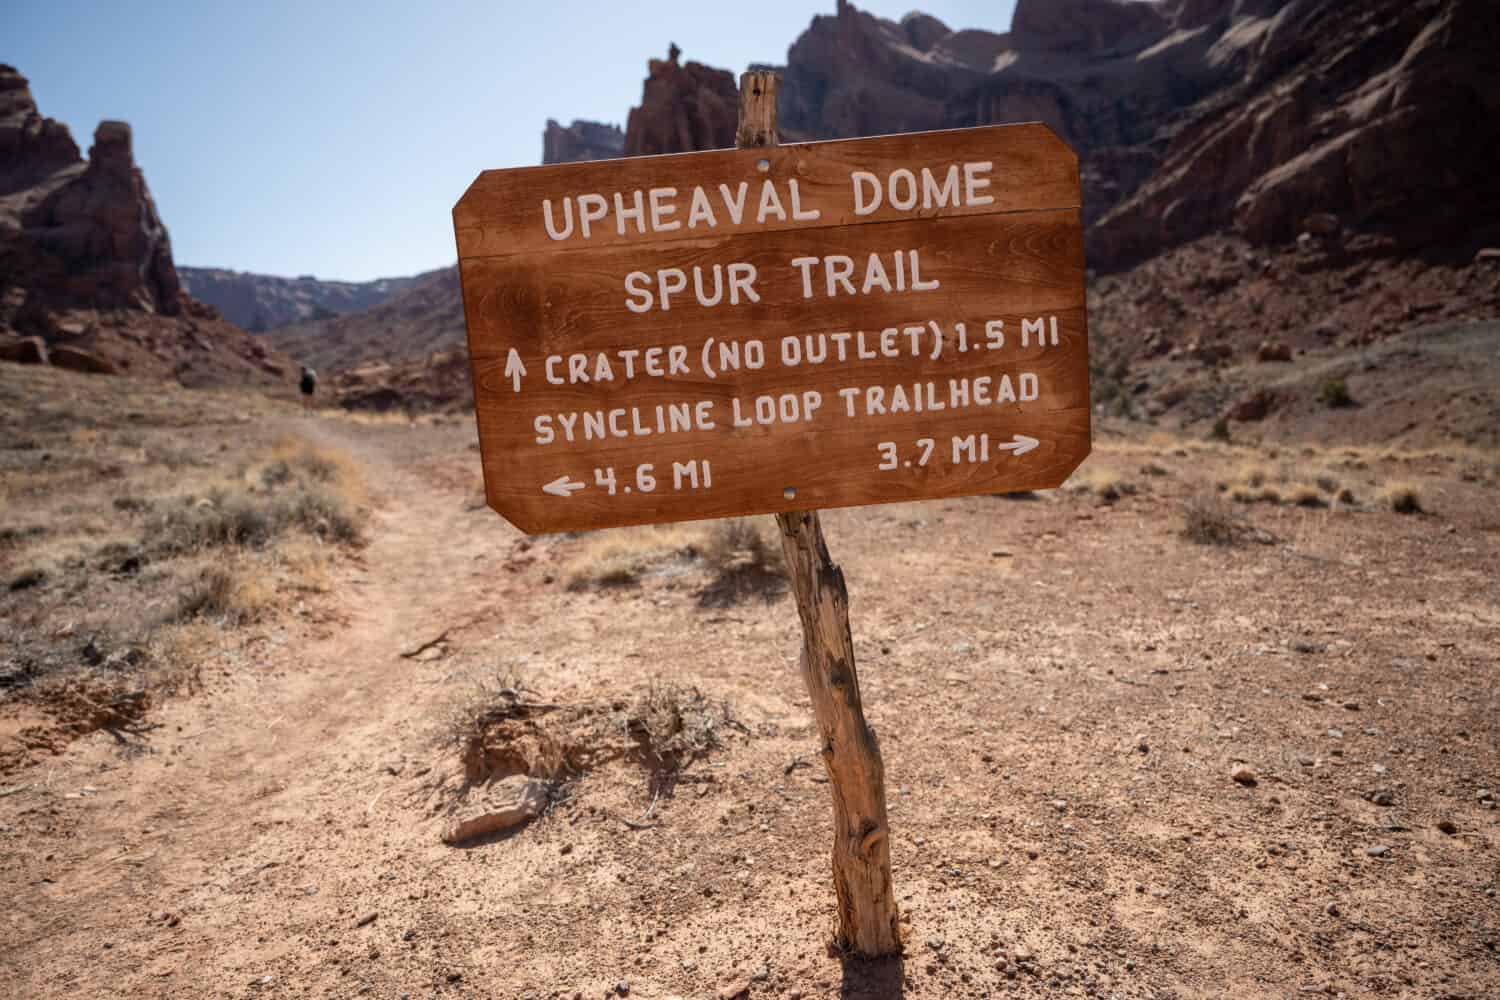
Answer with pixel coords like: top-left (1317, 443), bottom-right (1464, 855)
top-left (8, 1), bottom-right (1016, 282)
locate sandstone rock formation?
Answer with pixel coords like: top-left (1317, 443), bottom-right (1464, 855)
top-left (542, 120), bottom-right (624, 165)
top-left (622, 45), bottom-right (738, 156)
top-left (1009, 0), bottom-right (1166, 55)
top-left (20, 119), bottom-right (183, 313)
top-left (0, 65), bottom-right (291, 386)
top-left (0, 65), bottom-right (80, 190)
top-left (776, 4), bottom-right (993, 141)
top-left (1091, 0), bottom-right (1500, 268)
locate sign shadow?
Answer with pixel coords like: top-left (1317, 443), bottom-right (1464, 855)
top-left (838, 952), bottom-right (905, 998)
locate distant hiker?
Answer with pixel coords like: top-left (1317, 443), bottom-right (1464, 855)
top-left (299, 365), bottom-right (317, 410)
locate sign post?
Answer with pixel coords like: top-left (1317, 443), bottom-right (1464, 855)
top-left (453, 74), bottom-right (1090, 958)
top-left (739, 69), bottom-right (900, 957)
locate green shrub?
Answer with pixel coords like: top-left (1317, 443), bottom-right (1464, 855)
top-left (1319, 379), bottom-right (1354, 408)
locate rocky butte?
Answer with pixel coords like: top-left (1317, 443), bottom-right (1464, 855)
top-left (0, 64), bottom-right (289, 384)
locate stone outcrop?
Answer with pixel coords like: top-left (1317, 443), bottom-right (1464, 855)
top-left (1092, 0), bottom-right (1500, 268)
top-left (329, 349), bottom-right (474, 413)
top-left (0, 336), bottom-right (48, 364)
top-left (0, 65), bottom-right (80, 192)
top-left (1009, 0), bottom-right (1166, 56)
top-left (542, 120), bottom-right (625, 164)
top-left (2, 65), bottom-right (181, 318)
top-left (622, 45), bottom-right (738, 156)
top-left (775, 3), bottom-right (993, 141)
top-left (0, 65), bottom-right (291, 386)
top-left (20, 120), bottom-right (184, 313)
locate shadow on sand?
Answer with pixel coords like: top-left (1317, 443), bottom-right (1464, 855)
top-left (838, 953), bottom-right (905, 998)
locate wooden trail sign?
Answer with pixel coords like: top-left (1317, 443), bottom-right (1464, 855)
top-left (454, 69), bottom-right (1090, 959)
top-left (454, 116), bottom-right (1090, 535)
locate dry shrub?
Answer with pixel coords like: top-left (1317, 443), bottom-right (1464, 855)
top-left (431, 672), bottom-right (745, 833)
top-left (143, 440), bottom-right (364, 557)
top-left (277, 535), bottom-right (334, 594)
top-left (1182, 494), bottom-right (1244, 546)
top-left (8, 565), bottom-right (48, 591)
top-left (622, 682), bottom-right (741, 767)
top-left (144, 485), bottom-right (361, 554)
top-left (696, 518), bottom-right (787, 608)
top-left (171, 563), bottom-right (275, 625)
top-left (444, 666), bottom-right (538, 750)
top-left (1289, 484), bottom-right (1327, 508)
top-left (253, 437), bottom-right (358, 492)
top-left (1320, 378), bottom-right (1355, 408)
top-left (1381, 482), bottom-right (1424, 514)
top-left (1068, 465), bottom-right (1135, 502)
top-left (1227, 483), bottom-right (1281, 504)
top-left (146, 621), bottom-right (216, 695)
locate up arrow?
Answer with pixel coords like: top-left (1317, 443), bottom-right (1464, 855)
top-left (996, 434), bottom-right (1040, 457)
top-left (542, 475), bottom-right (586, 498)
top-left (504, 348), bottom-right (527, 393)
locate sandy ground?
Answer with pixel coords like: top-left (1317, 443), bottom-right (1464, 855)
top-left (2, 411), bottom-right (1498, 1000)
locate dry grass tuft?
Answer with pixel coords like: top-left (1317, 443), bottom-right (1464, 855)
top-left (144, 485), bottom-right (361, 555)
top-left (1181, 494), bottom-right (1245, 546)
top-left (144, 439), bottom-right (365, 556)
top-left (1068, 465), bottom-right (1136, 502)
top-left (443, 665), bottom-right (538, 749)
top-left (562, 524), bottom-right (704, 590)
top-left (1289, 484), bottom-right (1327, 509)
top-left (171, 563), bottom-right (276, 626)
top-left (1380, 482), bottom-right (1424, 514)
top-left (623, 682), bottom-right (740, 762)
top-left (1219, 457), bottom-right (1348, 509)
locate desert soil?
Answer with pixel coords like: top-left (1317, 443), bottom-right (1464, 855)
top-left (2, 403), bottom-right (1498, 1000)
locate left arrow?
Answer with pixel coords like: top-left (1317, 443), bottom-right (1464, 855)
top-left (504, 348), bottom-right (527, 393)
top-left (542, 475), bottom-right (586, 498)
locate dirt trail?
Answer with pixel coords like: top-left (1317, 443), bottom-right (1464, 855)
top-left (3, 415), bottom-right (1499, 999)
top-left (1, 415), bottom-right (523, 996)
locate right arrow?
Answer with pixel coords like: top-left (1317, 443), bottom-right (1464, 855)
top-left (996, 434), bottom-right (1040, 457)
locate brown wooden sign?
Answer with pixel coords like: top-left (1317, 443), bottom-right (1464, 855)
top-left (454, 122), bottom-right (1090, 534)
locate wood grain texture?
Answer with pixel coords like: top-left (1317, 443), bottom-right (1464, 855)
top-left (461, 209), bottom-right (1084, 357)
top-left (776, 508), bottom-right (902, 957)
top-left (454, 122), bottom-right (1079, 260)
top-left (460, 206), bottom-right (1090, 534)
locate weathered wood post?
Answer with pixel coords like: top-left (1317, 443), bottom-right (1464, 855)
top-left (738, 69), bottom-right (902, 959)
